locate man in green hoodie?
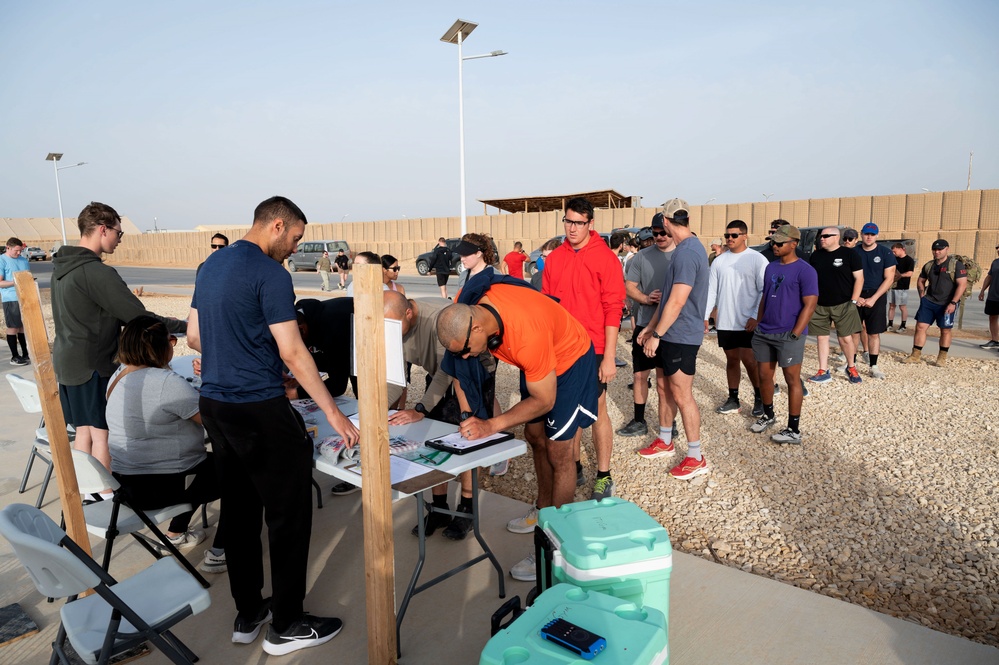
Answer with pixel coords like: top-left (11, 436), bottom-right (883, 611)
top-left (51, 202), bottom-right (186, 473)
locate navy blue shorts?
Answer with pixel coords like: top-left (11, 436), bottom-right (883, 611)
top-left (914, 297), bottom-right (954, 329)
top-left (519, 345), bottom-right (600, 441)
top-left (59, 371), bottom-right (110, 429)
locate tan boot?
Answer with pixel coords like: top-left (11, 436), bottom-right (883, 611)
top-left (901, 349), bottom-right (922, 364)
top-left (934, 350), bottom-right (947, 367)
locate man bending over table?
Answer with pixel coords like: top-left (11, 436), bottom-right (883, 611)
top-left (436, 282), bottom-right (599, 582)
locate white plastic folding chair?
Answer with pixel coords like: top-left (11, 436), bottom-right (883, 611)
top-left (71, 450), bottom-right (210, 588)
top-left (6, 372), bottom-right (56, 508)
top-left (0, 503), bottom-right (210, 665)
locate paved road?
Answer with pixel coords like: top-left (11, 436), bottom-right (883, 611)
top-left (27, 260), bottom-right (448, 300)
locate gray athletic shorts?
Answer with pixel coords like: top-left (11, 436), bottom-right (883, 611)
top-left (2, 301), bottom-right (23, 329)
top-left (752, 331), bottom-right (806, 368)
top-left (888, 289), bottom-right (909, 306)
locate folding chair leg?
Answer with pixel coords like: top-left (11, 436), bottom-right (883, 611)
top-left (160, 629), bottom-right (200, 664)
top-left (19, 448), bottom-right (37, 494)
top-left (36, 455), bottom-right (55, 509)
top-left (200, 504), bottom-right (208, 529)
top-left (313, 478), bottom-right (323, 509)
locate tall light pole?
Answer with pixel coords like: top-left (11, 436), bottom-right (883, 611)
top-left (704, 197), bottom-right (716, 205)
top-left (45, 153), bottom-right (88, 246)
top-left (441, 19), bottom-right (506, 236)
top-left (763, 193), bottom-right (774, 202)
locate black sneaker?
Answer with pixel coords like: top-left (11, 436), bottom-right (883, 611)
top-left (263, 614), bottom-right (343, 656)
top-left (672, 421), bottom-right (679, 439)
top-left (980, 340), bottom-right (999, 349)
top-left (10, 356), bottom-right (28, 366)
top-left (411, 508), bottom-right (452, 536)
top-left (615, 419), bottom-right (648, 437)
top-left (751, 397), bottom-right (764, 418)
top-left (576, 467), bottom-right (585, 487)
top-left (232, 598), bottom-right (272, 644)
top-left (330, 481), bottom-right (360, 496)
top-left (715, 396), bottom-right (741, 414)
top-left (442, 503), bottom-right (473, 540)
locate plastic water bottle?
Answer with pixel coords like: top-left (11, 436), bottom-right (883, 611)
top-left (943, 310), bottom-right (954, 327)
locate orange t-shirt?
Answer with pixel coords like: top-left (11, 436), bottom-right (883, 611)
top-left (481, 284), bottom-right (591, 382)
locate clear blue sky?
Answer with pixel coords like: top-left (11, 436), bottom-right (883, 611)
top-left (2, 1), bottom-right (996, 230)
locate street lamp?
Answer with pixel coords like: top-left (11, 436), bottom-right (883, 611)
top-left (441, 19), bottom-right (507, 236)
top-left (763, 193), bottom-right (774, 202)
top-left (45, 153), bottom-right (88, 246)
top-left (704, 197), bottom-right (716, 205)
top-left (340, 214), bottom-right (350, 222)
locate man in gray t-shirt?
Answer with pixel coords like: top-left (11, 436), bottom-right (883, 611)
top-left (638, 198), bottom-right (711, 481)
top-left (617, 214), bottom-right (675, 440)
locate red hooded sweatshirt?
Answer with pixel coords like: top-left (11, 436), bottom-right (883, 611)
top-left (542, 230), bottom-right (625, 355)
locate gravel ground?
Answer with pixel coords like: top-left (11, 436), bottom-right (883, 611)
top-left (39, 293), bottom-right (999, 647)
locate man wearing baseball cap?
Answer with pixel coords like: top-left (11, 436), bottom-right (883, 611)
top-left (749, 224), bottom-right (818, 445)
top-left (903, 238), bottom-right (968, 366)
top-left (854, 223), bottom-right (896, 379)
top-left (638, 198), bottom-right (711, 479)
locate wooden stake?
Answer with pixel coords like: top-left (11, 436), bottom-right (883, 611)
top-left (14, 272), bottom-right (91, 557)
top-left (354, 264), bottom-right (397, 663)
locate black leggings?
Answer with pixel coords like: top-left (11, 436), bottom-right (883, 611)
top-left (114, 454), bottom-right (223, 547)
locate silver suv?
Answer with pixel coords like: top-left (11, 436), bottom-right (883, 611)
top-left (287, 239), bottom-right (352, 272)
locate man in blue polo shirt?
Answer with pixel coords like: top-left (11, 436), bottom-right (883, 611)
top-left (188, 196), bottom-right (358, 657)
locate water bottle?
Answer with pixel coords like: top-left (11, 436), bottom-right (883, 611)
top-left (943, 309), bottom-right (954, 328)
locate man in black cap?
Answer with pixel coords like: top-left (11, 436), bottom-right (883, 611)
top-left (903, 239), bottom-right (968, 367)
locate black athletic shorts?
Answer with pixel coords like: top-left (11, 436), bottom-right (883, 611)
top-left (631, 325), bottom-right (663, 372)
top-left (717, 329), bottom-right (754, 351)
top-left (657, 341), bottom-right (699, 377)
top-left (858, 291), bottom-right (888, 335)
top-left (436, 273), bottom-right (450, 286)
top-left (59, 371), bottom-right (111, 430)
top-left (986, 300), bottom-right (999, 316)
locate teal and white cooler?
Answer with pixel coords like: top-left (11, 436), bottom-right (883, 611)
top-left (536, 498), bottom-right (672, 623)
top-left (480, 583), bottom-right (668, 665)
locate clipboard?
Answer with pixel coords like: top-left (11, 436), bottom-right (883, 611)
top-left (426, 431), bottom-right (514, 455)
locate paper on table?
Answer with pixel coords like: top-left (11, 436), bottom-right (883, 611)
top-left (344, 455), bottom-right (440, 484)
top-left (348, 410), bottom-right (398, 429)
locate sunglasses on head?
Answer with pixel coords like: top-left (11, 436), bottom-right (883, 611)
top-left (723, 232), bottom-right (743, 239)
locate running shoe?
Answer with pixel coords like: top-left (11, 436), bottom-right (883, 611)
top-left (771, 428), bottom-right (803, 444)
top-left (670, 456), bottom-right (709, 480)
top-left (750, 415), bottom-right (776, 433)
top-left (591, 476), bottom-right (615, 501)
top-left (715, 396), bottom-right (741, 414)
top-left (615, 419), bottom-right (649, 437)
top-left (807, 370), bottom-right (831, 384)
top-left (506, 506), bottom-right (539, 534)
top-left (637, 438), bottom-right (675, 458)
top-left (262, 614), bottom-right (343, 656)
top-left (847, 365), bottom-right (862, 384)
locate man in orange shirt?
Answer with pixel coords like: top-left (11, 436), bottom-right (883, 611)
top-left (437, 283), bottom-right (599, 581)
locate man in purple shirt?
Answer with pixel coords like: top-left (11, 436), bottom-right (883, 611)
top-left (749, 225), bottom-right (818, 445)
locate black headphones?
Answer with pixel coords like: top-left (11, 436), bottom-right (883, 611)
top-left (479, 303), bottom-right (505, 351)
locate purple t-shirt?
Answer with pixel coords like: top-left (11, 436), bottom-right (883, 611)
top-left (758, 259), bottom-right (819, 335)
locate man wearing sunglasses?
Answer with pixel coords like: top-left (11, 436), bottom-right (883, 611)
top-left (638, 198), bottom-right (711, 479)
top-left (806, 227), bottom-right (863, 384)
top-left (197, 233), bottom-right (229, 279)
top-left (705, 220), bottom-right (769, 416)
top-left (52, 202), bottom-right (187, 479)
top-left (903, 238), bottom-right (968, 367)
top-left (748, 225), bottom-right (818, 445)
top-left (853, 223), bottom-right (896, 379)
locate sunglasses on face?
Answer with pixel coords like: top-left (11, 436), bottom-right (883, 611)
top-left (103, 224), bottom-right (124, 240)
top-left (723, 233), bottom-right (743, 239)
top-left (819, 234), bottom-right (839, 239)
top-left (771, 240), bottom-right (787, 248)
top-left (211, 244), bottom-right (226, 249)
top-left (562, 217), bottom-right (590, 227)
top-left (388, 266), bottom-right (400, 271)
top-left (457, 316), bottom-right (473, 356)
top-left (652, 230), bottom-right (668, 237)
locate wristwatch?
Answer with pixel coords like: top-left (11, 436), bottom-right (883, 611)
top-left (414, 403), bottom-right (427, 415)
top-left (789, 332), bottom-right (799, 340)
top-left (851, 299), bottom-right (857, 304)
top-left (460, 411), bottom-right (473, 422)
top-left (950, 301), bottom-right (959, 306)
top-left (651, 331), bottom-right (662, 339)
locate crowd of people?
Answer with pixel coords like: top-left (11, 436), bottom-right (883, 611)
top-left (15, 193), bottom-right (994, 660)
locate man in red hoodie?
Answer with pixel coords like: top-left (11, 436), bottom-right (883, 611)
top-left (542, 197), bottom-right (626, 500)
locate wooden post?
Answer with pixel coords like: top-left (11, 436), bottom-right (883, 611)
top-left (354, 264), bottom-right (397, 663)
top-left (14, 272), bottom-right (91, 556)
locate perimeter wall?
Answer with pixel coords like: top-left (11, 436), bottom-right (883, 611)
top-left (89, 188), bottom-right (999, 275)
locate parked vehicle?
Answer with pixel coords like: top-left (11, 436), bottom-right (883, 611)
top-left (287, 239), bottom-right (352, 272)
top-left (24, 247), bottom-right (47, 261)
top-left (415, 237), bottom-right (500, 276)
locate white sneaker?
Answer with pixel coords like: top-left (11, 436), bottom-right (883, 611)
top-left (165, 528), bottom-right (206, 551)
top-left (870, 365), bottom-right (885, 379)
top-left (506, 506), bottom-right (538, 534)
top-left (510, 552), bottom-right (536, 581)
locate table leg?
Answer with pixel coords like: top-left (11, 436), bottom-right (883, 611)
top-left (396, 492), bottom-right (429, 657)
top-left (470, 470), bottom-right (506, 599)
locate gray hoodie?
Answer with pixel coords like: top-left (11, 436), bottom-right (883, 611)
top-left (51, 246), bottom-right (186, 385)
